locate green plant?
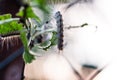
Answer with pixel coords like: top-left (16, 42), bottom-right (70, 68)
top-left (0, 0), bottom-right (89, 63)
top-left (0, 0), bottom-right (57, 63)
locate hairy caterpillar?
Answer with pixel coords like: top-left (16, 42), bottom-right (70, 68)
top-left (55, 11), bottom-right (64, 51)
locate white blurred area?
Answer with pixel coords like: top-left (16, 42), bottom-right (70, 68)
top-left (24, 0), bottom-right (120, 80)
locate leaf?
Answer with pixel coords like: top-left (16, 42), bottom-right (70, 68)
top-left (43, 31), bottom-right (58, 50)
top-left (16, 8), bottom-right (24, 17)
top-left (0, 18), bottom-right (20, 25)
top-left (31, 0), bottom-right (50, 14)
top-left (0, 14), bottom-right (22, 35)
top-left (17, 6), bottom-right (40, 20)
top-left (50, 31), bottom-right (58, 46)
top-left (23, 52), bottom-right (35, 63)
top-left (39, 40), bottom-right (51, 48)
top-left (20, 31), bottom-right (35, 63)
top-left (30, 0), bottom-right (50, 21)
top-left (26, 6), bottom-right (40, 19)
top-left (0, 14), bottom-right (11, 20)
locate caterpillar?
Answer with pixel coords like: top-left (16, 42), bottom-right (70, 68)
top-left (55, 11), bottom-right (64, 51)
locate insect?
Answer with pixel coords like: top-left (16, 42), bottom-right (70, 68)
top-left (55, 11), bottom-right (64, 51)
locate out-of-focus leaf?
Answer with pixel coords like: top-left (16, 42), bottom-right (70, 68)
top-left (30, 0), bottom-right (50, 21)
top-left (0, 18), bottom-right (20, 25)
top-left (31, 0), bottom-right (50, 14)
top-left (0, 14), bottom-right (12, 20)
top-left (17, 6), bottom-right (40, 21)
top-left (0, 14), bottom-right (22, 35)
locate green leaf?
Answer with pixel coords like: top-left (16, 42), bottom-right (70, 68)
top-left (26, 6), bottom-right (40, 19)
top-left (50, 31), bottom-right (58, 46)
top-left (16, 8), bottom-right (24, 17)
top-left (0, 18), bottom-right (20, 25)
top-left (17, 6), bottom-right (40, 20)
top-left (0, 14), bottom-right (11, 20)
top-left (31, 0), bottom-right (49, 14)
top-left (0, 14), bottom-right (22, 35)
top-left (39, 40), bottom-right (51, 48)
top-left (43, 31), bottom-right (57, 50)
top-left (20, 32), bottom-right (28, 52)
top-left (23, 52), bottom-right (35, 63)
top-left (20, 31), bottom-right (35, 63)
top-left (30, 0), bottom-right (50, 21)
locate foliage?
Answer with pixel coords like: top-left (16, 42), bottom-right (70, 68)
top-left (20, 31), bottom-right (35, 63)
top-left (31, 0), bottom-right (50, 14)
top-left (0, 14), bottom-right (22, 35)
top-left (43, 31), bottom-right (58, 50)
top-left (0, 0), bottom-right (89, 64)
top-left (18, 0), bottom-right (57, 63)
top-left (0, 0), bottom-right (58, 63)
top-left (17, 6), bottom-right (40, 20)
top-left (17, 0), bottom-right (53, 63)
